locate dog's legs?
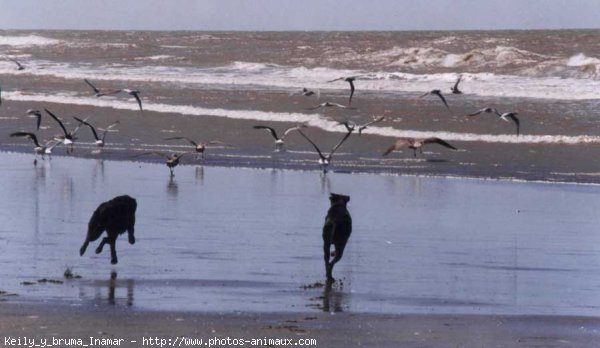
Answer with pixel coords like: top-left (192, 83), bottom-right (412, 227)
top-left (95, 237), bottom-right (109, 254)
top-left (79, 238), bottom-right (90, 256)
top-left (327, 243), bottom-right (346, 282)
top-left (323, 242), bottom-right (332, 280)
top-left (108, 234), bottom-right (118, 265)
top-left (127, 226), bottom-right (135, 245)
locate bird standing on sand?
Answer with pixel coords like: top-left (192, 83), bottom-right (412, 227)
top-left (296, 128), bottom-right (353, 173)
top-left (164, 137), bottom-right (227, 159)
top-left (420, 90), bottom-right (451, 112)
top-left (382, 137), bottom-right (457, 158)
top-left (305, 102), bottom-right (356, 111)
top-left (450, 76), bottom-right (463, 94)
top-left (328, 76), bottom-right (359, 105)
top-left (10, 132), bottom-right (60, 162)
top-left (467, 107), bottom-right (520, 135)
top-left (339, 116), bottom-right (385, 136)
top-left (252, 124), bottom-right (306, 148)
top-left (44, 108), bottom-right (86, 153)
top-left (5, 56), bottom-right (25, 70)
top-left (74, 117), bottom-right (120, 149)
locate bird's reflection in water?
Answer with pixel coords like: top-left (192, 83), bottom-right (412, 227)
top-left (195, 166), bottom-right (204, 184)
top-left (320, 173), bottom-right (331, 193)
top-left (107, 271), bottom-right (134, 306)
top-left (167, 176), bottom-right (178, 198)
top-left (321, 282), bottom-right (347, 313)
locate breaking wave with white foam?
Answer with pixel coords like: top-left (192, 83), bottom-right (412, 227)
top-left (0, 34), bottom-right (61, 47)
top-left (4, 91), bottom-right (600, 145)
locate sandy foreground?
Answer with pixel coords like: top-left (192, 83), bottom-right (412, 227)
top-left (0, 303), bottom-right (598, 348)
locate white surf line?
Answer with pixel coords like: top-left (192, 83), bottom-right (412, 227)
top-left (5, 91), bottom-right (600, 145)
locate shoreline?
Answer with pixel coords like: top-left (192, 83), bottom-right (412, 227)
top-left (1, 302), bottom-right (599, 348)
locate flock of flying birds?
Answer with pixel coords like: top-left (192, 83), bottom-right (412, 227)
top-left (2, 56), bottom-right (521, 175)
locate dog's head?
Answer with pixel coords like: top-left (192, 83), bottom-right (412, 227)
top-left (329, 193), bottom-right (350, 207)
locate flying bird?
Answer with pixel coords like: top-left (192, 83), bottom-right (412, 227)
top-left (382, 137), bottom-right (458, 158)
top-left (450, 76), bottom-right (463, 94)
top-left (24, 109), bottom-right (42, 130)
top-left (10, 132), bottom-right (59, 161)
top-left (420, 90), bottom-right (451, 111)
top-left (73, 117), bottom-right (120, 149)
top-left (164, 137), bottom-right (227, 159)
top-left (328, 76), bottom-right (360, 105)
top-left (339, 116), bottom-right (385, 136)
top-left (252, 124), bottom-right (306, 147)
top-left (467, 107), bottom-right (520, 135)
top-left (5, 56), bottom-right (24, 70)
top-left (99, 89), bottom-right (143, 113)
top-left (44, 108), bottom-right (86, 153)
top-left (296, 128), bottom-right (353, 173)
top-left (84, 79), bottom-right (109, 97)
top-left (305, 102), bottom-right (356, 111)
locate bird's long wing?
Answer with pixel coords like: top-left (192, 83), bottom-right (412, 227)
top-left (133, 151), bottom-right (170, 159)
top-left (327, 128), bottom-right (353, 159)
top-left (382, 138), bottom-right (410, 156)
top-left (424, 138), bottom-right (457, 150)
top-left (44, 109), bottom-right (69, 136)
top-left (73, 116), bottom-right (99, 140)
top-left (434, 92), bottom-right (451, 110)
top-left (131, 93), bottom-right (143, 112)
top-left (165, 136), bottom-right (198, 147)
top-left (100, 121), bottom-right (120, 141)
top-left (281, 124), bottom-right (306, 140)
top-left (10, 132), bottom-right (41, 147)
top-left (502, 114), bottom-right (520, 136)
top-left (466, 108), bottom-right (487, 117)
top-left (305, 103), bottom-right (324, 111)
top-left (96, 89), bottom-right (123, 97)
top-left (84, 79), bottom-right (100, 94)
top-left (453, 76), bottom-right (462, 90)
top-left (348, 79), bottom-right (355, 105)
top-left (358, 116), bottom-right (385, 135)
top-left (253, 125), bottom-right (279, 141)
top-left (296, 129), bottom-right (325, 160)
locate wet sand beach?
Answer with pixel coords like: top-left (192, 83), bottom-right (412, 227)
top-left (1, 153), bottom-right (600, 345)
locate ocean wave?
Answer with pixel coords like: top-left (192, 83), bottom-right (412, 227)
top-left (0, 34), bottom-right (61, 47)
top-left (2, 57), bottom-right (600, 100)
top-left (4, 90), bottom-right (600, 145)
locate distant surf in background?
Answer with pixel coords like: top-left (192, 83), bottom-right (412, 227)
top-left (1, 31), bottom-right (600, 100)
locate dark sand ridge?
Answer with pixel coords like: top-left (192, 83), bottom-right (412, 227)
top-left (1, 303), bottom-right (600, 348)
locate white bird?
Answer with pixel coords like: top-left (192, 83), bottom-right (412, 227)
top-left (74, 117), bottom-right (120, 149)
top-left (44, 108), bottom-right (86, 153)
top-left (296, 128), bottom-right (353, 173)
top-left (467, 107), bottom-right (520, 135)
top-left (10, 132), bottom-right (59, 162)
top-left (305, 102), bottom-right (356, 111)
top-left (382, 137), bottom-right (458, 158)
top-left (252, 124), bottom-right (306, 147)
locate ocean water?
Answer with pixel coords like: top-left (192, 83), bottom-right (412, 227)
top-left (2, 30), bottom-right (600, 146)
top-left (1, 153), bottom-right (600, 316)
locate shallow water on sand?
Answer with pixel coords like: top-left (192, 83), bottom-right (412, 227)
top-left (1, 152), bottom-right (600, 316)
